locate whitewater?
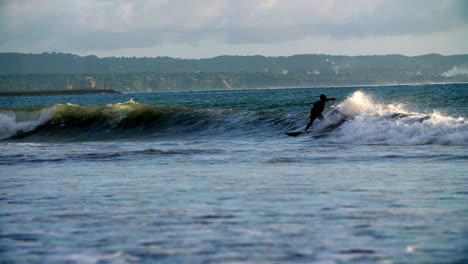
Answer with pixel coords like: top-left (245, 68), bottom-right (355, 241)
top-left (1, 83), bottom-right (467, 263)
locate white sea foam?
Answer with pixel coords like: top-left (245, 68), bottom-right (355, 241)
top-left (62, 251), bottom-right (137, 264)
top-left (0, 108), bottom-right (53, 140)
top-left (109, 98), bottom-right (138, 107)
top-left (330, 91), bottom-right (467, 145)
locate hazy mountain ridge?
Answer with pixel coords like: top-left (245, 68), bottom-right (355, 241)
top-left (1, 52), bottom-right (467, 92)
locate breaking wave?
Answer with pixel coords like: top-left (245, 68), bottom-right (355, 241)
top-left (0, 100), bottom-right (296, 141)
top-left (330, 91), bottom-right (467, 145)
top-left (0, 92), bottom-right (466, 145)
top-left (0, 107), bottom-right (54, 140)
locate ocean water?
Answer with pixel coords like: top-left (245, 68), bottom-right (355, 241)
top-left (1, 84), bottom-right (467, 263)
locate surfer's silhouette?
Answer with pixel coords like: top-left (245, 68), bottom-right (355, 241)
top-left (304, 94), bottom-right (336, 131)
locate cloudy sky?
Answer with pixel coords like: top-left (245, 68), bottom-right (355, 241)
top-left (1, 0), bottom-right (467, 58)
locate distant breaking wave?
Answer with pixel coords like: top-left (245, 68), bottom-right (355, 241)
top-left (0, 93), bottom-right (466, 145)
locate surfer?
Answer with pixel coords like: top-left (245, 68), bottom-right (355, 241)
top-left (304, 94), bottom-right (336, 131)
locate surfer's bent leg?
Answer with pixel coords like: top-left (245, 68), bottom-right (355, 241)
top-left (305, 113), bottom-right (324, 131)
top-left (305, 114), bottom-right (318, 131)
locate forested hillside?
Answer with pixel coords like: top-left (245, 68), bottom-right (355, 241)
top-left (1, 53), bottom-right (467, 92)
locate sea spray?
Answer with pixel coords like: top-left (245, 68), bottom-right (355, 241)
top-left (337, 91), bottom-right (406, 116)
top-left (333, 91), bottom-right (467, 145)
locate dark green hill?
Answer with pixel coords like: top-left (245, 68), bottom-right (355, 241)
top-left (1, 52), bottom-right (467, 75)
top-left (0, 52), bottom-right (467, 92)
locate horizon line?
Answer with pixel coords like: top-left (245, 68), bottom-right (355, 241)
top-left (2, 51), bottom-right (468, 60)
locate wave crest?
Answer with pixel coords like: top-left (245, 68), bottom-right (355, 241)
top-left (1, 100), bottom-right (295, 141)
top-left (0, 108), bottom-right (53, 140)
top-left (331, 91), bottom-right (467, 145)
top-left (1, 95), bottom-right (466, 145)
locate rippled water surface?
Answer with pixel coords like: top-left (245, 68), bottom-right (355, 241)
top-left (1, 84), bottom-right (467, 263)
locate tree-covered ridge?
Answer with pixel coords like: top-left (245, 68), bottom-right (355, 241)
top-left (0, 52), bottom-right (467, 92)
top-left (1, 52), bottom-right (468, 75)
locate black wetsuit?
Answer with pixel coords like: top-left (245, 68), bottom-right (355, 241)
top-left (305, 98), bottom-right (336, 131)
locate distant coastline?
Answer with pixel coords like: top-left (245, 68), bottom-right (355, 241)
top-left (1, 52), bottom-right (467, 93)
top-left (117, 81), bottom-right (468, 94)
top-left (0, 88), bottom-right (121, 97)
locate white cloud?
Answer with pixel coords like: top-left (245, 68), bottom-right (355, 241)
top-left (256, 0), bottom-right (279, 11)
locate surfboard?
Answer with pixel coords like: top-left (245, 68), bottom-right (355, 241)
top-left (285, 131), bottom-right (304, 137)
